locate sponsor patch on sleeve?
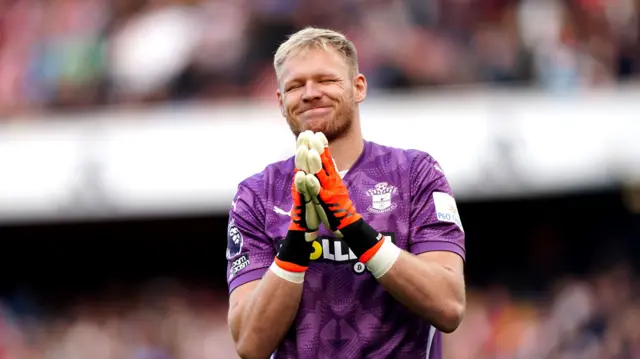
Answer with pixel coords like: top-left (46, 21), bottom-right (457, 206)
top-left (226, 219), bottom-right (244, 259)
top-left (228, 253), bottom-right (250, 280)
top-left (433, 192), bottom-right (464, 232)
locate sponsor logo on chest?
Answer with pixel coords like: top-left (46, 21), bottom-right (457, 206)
top-left (276, 233), bottom-right (396, 275)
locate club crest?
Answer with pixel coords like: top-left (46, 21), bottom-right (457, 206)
top-left (366, 182), bottom-right (397, 213)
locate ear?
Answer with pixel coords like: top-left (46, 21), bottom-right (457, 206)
top-left (277, 88), bottom-right (286, 117)
top-left (353, 73), bottom-right (367, 103)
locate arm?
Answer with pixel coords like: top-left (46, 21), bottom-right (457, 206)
top-left (376, 251), bottom-right (465, 333)
top-left (304, 136), bottom-right (466, 332)
top-left (228, 272), bottom-right (303, 359)
top-left (226, 175), bottom-right (317, 359)
top-left (373, 154), bottom-right (466, 332)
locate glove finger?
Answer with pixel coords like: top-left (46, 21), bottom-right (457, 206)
top-left (320, 149), bottom-right (339, 177)
top-left (313, 185), bottom-right (345, 233)
top-left (296, 130), bottom-right (314, 148)
top-left (314, 202), bottom-right (331, 232)
top-left (296, 171), bottom-right (321, 233)
top-left (308, 133), bottom-right (339, 178)
top-left (314, 164), bottom-right (331, 187)
top-left (305, 200), bottom-right (320, 232)
top-left (295, 146), bottom-right (310, 173)
top-left (308, 132), bottom-right (326, 155)
top-left (305, 173), bottom-right (321, 197)
top-left (306, 148), bottom-right (323, 174)
top-left (296, 172), bottom-right (317, 210)
top-left (314, 132), bottom-right (328, 147)
top-left (307, 178), bottom-right (332, 232)
top-left (310, 132), bottom-right (338, 177)
top-left (294, 170), bottom-right (309, 195)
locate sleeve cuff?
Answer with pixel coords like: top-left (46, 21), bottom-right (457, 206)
top-left (410, 240), bottom-right (466, 262)
top-left (228, 267), bottom-right (270, 294)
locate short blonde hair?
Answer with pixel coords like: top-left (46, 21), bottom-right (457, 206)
top-left (273, 27), bottom-right (359, 79)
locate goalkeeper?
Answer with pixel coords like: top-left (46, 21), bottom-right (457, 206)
top-left (226, 27), bottom-right (466, 359)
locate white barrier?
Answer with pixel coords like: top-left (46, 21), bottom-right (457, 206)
top-left (0, 88), bottom-right (639, 223)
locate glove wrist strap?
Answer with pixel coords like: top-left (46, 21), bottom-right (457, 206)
top-left (339, 219), bottom-right (383, 258)
top-left (340, 219), bottom-right (401, 278)
top-left (275, 230), bottom-right (313, 271)
top-left (364, 238), bottom-right (401, 278)
top-left (270, 262), bottom-right (306, 283)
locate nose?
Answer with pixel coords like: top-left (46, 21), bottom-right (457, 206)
top-left (301, 81), bottom-right (322, 102)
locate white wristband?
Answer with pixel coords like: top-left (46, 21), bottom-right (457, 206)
top-left (365, 239), bottom-right (401, 279)
top-left (269, 262), bottom-right (306, 283)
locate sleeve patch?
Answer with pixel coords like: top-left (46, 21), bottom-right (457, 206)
top-left (433, 192), bottom-right (464, 232)
top-left (228, 253), bottom-right (250, 280)
top-left (226, 219), bottom-right (244, 259)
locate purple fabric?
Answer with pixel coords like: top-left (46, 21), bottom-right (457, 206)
top-left (226, 140), bottom-right (466, 358)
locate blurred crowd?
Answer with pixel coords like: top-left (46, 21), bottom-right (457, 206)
top-left (0, 280), bottom-right (240, 359)
top-left (1, 0), bottom-right (639, 116)
top-left (0, 265), bottom-right (637, 359)
top-left (448, 263), bottom-right (640, 359)
top-left (0, 0), bottom-right (639, 357)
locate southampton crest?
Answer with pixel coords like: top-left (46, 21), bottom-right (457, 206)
top-left (366, 182), bottom-right (397, 213)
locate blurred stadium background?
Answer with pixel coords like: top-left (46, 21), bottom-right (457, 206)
top-left (1, 0), bottom-right (640, 358)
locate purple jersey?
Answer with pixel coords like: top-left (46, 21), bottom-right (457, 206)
top-left (226, 140), bottom-right (465, 359)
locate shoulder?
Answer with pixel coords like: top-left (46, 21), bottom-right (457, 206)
top-left (236, 156), bottom-right (295, 198)
top-left (366, 141), bottom-right (437, 169)
top-left (231, 156), bottom-right (295, 220)
top-left (366, 141), bottom-right (446, 195)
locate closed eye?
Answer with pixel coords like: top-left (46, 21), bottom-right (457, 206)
top-left (285, 83), bottom-right (303, 92)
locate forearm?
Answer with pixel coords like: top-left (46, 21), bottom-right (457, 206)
top-left (231, 269), bottom-right (303, 359)
top-left (376, 251), bottom-right (465, 333)
top-left (339, 218), bottom-right (465, 333)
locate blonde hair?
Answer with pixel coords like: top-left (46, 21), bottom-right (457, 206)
top-left (273, 27), bottom-right (359, 79)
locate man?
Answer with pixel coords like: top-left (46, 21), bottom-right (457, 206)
top-left (226, 27), bottom-right (466, 359)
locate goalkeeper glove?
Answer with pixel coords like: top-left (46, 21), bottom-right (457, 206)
top-left (272, 149), bottom-right (322, 282)
top-left (294, 130), bottom-right (401, 278)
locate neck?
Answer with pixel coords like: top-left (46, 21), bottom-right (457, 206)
top-left (329, 125), bottom-right (364, 172)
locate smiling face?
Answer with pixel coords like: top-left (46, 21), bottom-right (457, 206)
top-left (276, 46), bottom-right (367, 142)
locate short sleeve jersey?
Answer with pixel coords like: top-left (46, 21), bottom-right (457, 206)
top-left (226, 140), bottom-right (465, 359)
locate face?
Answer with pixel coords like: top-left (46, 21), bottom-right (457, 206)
top-left (277, 47), bottom-right (367, 142)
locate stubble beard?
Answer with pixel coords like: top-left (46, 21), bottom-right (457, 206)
top-left (321, 103), bottom-right (353, 142)
top-left (289, 96), bottom-right (356, 143)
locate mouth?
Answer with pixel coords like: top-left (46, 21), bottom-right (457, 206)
top-left (301, 106), bottom-right (332, 115)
